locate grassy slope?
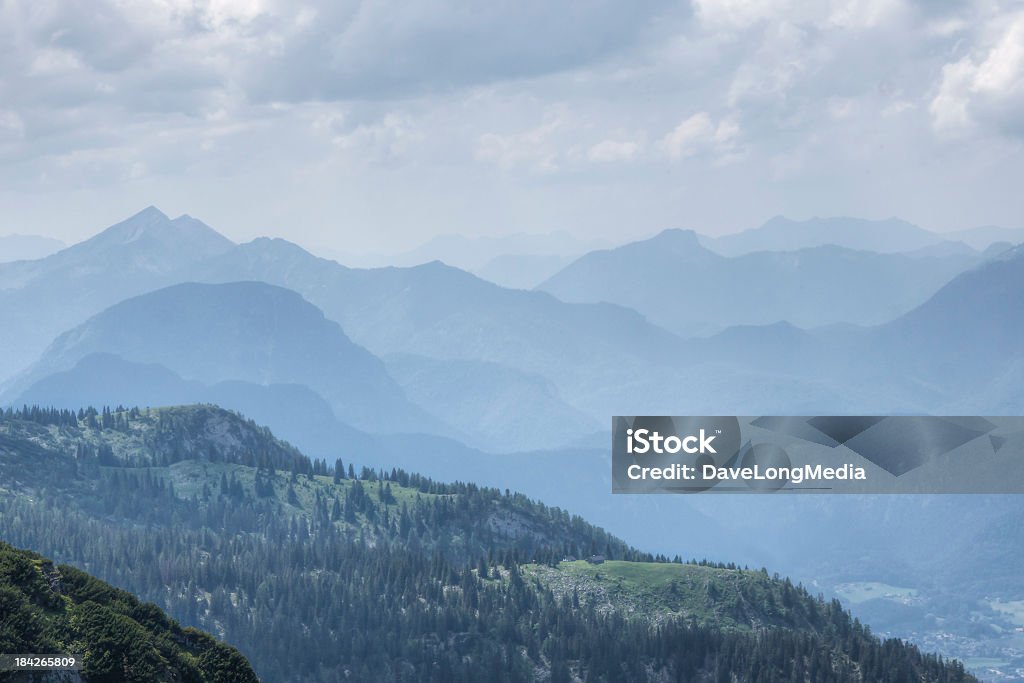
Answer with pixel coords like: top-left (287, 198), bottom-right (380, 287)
top-left (525, 560), bottom-right (821, 631)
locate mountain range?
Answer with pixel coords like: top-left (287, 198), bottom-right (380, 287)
top-left (538, 227), bottom-right (985, 337)
top-left (4, 206), bottom-right (1024, 677)
top-left (5, 205), bottom-right (1023, 448)
top-left (0, 208), bottom-right (233, 382)
top-left (5, 280), bottom-right (443, 437)
top-left (699, 215), bottom-right (1024, 256)
top-left (5, 208), bottom-right (1019, 424)
top-left (179, 236), bottom-right (684, 426)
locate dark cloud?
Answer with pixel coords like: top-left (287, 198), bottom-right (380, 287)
top-left (242, 0), bottom-right (673, 102)
top-left (31, 1), bottom-right (163, 72)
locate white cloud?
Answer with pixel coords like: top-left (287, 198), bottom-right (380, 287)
top-left (827, 0), bottom-right (907, 30)
top-left (29, 49), bottom-right (84, 76)
top-left (691, 0), bottom-right (795, 30)
top-left (726, 21), bottom-right (816, 108)
top-left (0, 111), bottom-right (25, 138)
top-left (587, 139), bottom-right (640, 163)
top-left (662, 113), bottom-right (714, 159)
top-left (931, 13), bottom-right (1024, 136)
top-left (661, 113), bottom-right (741, 162)
top-left (692, 0), bottom-right (906, 31)
top-left (327, 113), bottom-right (423, 163)
top-left (476, 115), bottom-right (566, 172)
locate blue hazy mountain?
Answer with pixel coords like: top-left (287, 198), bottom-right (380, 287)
top-left (0, 207), bottom-right (232, 290)
top-left (383, 353), bottom-right (600, 450)
top-left (7, 281), bottom-right (449, 437)
top-left (0, 210), bottom-right (679, 449)
top-left (700, 216), bottom-right (952, 255)
top-left (345, 230), bottom-right (605, 270)
top-left (16, 349), bottom-right (598, 453)
top-left (182, 237), bottom-right (684, 422)
top-left (472, 252), bottom-right (576, 289)
top-left (13, 351), bottom-right (368, 446)
top-left (0, 207), bottom-right (234, 382)
top-left (6, 208), bottom-right (1017, 437)
top-left (0, 233), bottom-right (65, 262)
top-left (17, 352), bottom-right (208, 408)
top-left (942, 224), bottom-right (1024, 251)
top-left (538, 228), bottom-right (979, 337)
top-left (667, 243), bottom-right (1024, 413)
top-left (867, 243), bottom-right (1024, 407)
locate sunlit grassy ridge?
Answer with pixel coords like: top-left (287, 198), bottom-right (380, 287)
top-left (525, 560), bottom-right (825, 631)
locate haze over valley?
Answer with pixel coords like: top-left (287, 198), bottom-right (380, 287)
top-left (2, 206), bottom-right (1024, 681)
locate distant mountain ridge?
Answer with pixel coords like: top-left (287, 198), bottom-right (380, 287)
top-left (870, 243), bottom-right (1024, 401)
top-left (5, 281), bottom-right (448, 438)
top-left (3, 207), bottom-right (1023, 677)
top-left (701, 216), bottom-right (939, 255)
top-left (662, 243), bottom-right (1024, 413)
top-left (4, 206), bottom-right (1021, 440)
top-left (181, 236), bottom-right (685, 424)
top-left (6, 207), bottom-right (1018, 441)
top-left (340, 229), bottom-right (607, 269)
top-left (538, 227), bottom-right (982, 337)
top-left (0, 207), bottom-right (234, 382)
top-left (699, 215), bottom-right (1023, 256)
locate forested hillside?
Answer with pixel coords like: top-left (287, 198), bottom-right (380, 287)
top-left (0, 541), bottom-right (257, 682)
top-left (0, 405), bottom-right (975, 682)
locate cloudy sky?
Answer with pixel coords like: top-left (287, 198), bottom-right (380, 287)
top-left (1, 0), bottom-right (1022, 254)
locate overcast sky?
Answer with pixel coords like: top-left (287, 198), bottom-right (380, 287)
top-left (1, 0), bottom-right (1022, 254)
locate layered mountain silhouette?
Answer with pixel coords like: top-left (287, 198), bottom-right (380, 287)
top-left (182, 237), bottom-right (684, 421)
top-left (383, 353), bottom-right (600, 450)
top-left (346, 230), bottom-right (603, 270)
top-left (699, 215), bottom-right (1020, 256)
top-left (2, 206), bottom-right (1023, 675)
top-left (868, 244), bottom-right (1024, 402)
top-left (538, 228), bottom-right (981, 337)
top-left (5, 207), bottom-right (1022, 438)
top-left (13, 351), bottom-right (372, 449)
top-left (0, 212), bottom-right (684, 447)
top-left (6, 207), bottom-right (1021, 440)
top-left (663, 244), bottom-right (1024, 413)
top-left (0, 207), bottom-right (234, 381)
top-left (6, 281), bottom-right (446, 436)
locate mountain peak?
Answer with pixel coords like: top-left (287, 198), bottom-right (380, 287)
top-left (650, 228), bottom-right (702, 248)
top-left (230, 237), bottom-right (327, 266)
top-left (60, 207), bottom-right (234, 262)
top-left (245, 236), bottom-right (310, 252)
top-left (100, 205), bottom-right (170, 239)
top-left (138, 204), bottom-right (168, 218)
